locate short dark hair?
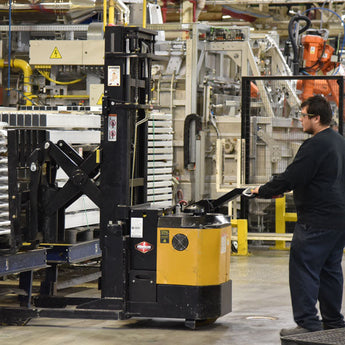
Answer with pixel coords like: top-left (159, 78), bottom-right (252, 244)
top-left (301, 95), bottom-right (332, 125)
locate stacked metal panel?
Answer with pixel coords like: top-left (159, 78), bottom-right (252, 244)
top-left (0, 124), bottom-right (10, 238)
top-left (0, 109), bottom-right (173, 239)
top-left (147, 112), bottom-right (173, 207)
top-left (0, 110), bottom-right (101, 234)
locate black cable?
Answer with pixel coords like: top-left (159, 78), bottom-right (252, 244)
top-left (183, 114), bottom-right (202, 169)
top-left (288, 14), bottom-right (312, 74)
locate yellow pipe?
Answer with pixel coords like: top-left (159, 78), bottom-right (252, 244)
top-left (12, 59), bottom-right (33, 106)
top-left (52, 95), bottom-right (89, 99)
top-left (0, 58), bottom-right (33, 106)
top-left (109, 0), bottom-right (115, 25)
top-left (103, 0), bottom-right (107, 31)
top-left (142, 0), bottom-right (147, 28)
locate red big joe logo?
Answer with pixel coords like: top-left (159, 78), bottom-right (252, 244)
top-left (135, 241), bottom-right (154, 254)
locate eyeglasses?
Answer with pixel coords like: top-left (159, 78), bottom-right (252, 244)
top-left (298, 111), bottom-right (318, 118)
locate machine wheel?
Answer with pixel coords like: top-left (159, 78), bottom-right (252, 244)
top-left (185, 318), bottom-right (218, 329)
top-left (231, 241), bottom-right (238, 253)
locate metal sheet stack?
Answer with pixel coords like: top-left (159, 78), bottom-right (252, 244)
top-left (0, 109), bottom-right (174, 240)
top-left (0, 110), bottom-right (101, 235)
top-left (0, 124), bottom-right (10, 238)
top-left (147, 112), bottom-right (173, 207)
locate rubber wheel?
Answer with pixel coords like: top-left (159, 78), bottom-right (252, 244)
top-left (185, 318), bottom-right (218, 329)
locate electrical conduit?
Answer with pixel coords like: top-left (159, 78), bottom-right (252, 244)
top-left (0, 59), bottom-right (33, 106)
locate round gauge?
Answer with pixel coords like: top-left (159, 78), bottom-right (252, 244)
top-left (172, 233), bottom-right (189, 251)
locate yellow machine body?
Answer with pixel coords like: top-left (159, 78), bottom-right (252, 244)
top-left (157, 215), bottom-right (231, 286)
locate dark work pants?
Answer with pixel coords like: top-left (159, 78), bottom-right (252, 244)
top-left (289, 223), bottom-right (345, 331)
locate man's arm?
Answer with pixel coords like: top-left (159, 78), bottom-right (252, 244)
top-left (252, 139), bottom-right (318, 198)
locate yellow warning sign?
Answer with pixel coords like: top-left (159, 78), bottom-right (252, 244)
top-left (97, 94), bottom-right (103, 105)
top-left (50, 47), bottom-right (62, 59)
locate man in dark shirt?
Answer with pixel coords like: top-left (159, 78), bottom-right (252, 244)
top-left (252, 95), bottom-right (345, 336)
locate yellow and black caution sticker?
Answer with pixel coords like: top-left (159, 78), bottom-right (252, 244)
top-left (97, 94), bottom-right (103, 105)
top-left (160, 229), bottom-right (169, 243)
top-left (50, 47), bottom-right (62, 59)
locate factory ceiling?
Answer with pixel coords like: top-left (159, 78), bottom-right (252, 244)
top-left (161, 0), bottom-right (345, 38)
top-left (0, 0), bottom-right (344, 38)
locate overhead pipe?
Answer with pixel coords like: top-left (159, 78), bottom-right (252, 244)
top-left (115, 0), bottom-right (130, 25)
top-left (195, 0), bottom-right (205, 20)
top-left (0, 59), bottom-right (33, 106)
top-left (103, 0), bottom-right (129, 29)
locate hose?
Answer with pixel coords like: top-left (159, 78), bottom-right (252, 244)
top-left (288, 14), bottom-right (312, 66)
top-left (183, 113), bottom-right (202, 169)
top-left (37, 69), bottom-right (85, 85)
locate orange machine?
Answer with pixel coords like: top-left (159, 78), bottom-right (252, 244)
top-left (298, 30), bottom-right (339, 105)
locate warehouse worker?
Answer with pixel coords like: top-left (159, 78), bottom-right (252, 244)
top-left (252, 94), bottom-right (345, 337)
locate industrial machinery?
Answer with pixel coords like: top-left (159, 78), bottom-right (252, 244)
top-left (1, 7), bottom-right (345, 329)
top-left (0, 4), bottom-right (316, 214)
top-left (0, 19), bottom-right (300, 325)
top-left (285, 13), bottom-right (343, 106)
top-left (0, 25), bottom-right (244, 328)
top-left (0, 2), bottom-right (173, 252)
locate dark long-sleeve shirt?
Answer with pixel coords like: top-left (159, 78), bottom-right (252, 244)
top-left (258, 127), bottom-right (345, 229)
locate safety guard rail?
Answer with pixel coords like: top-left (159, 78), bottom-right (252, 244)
top-left (231, 195), bottom-right (296, 255)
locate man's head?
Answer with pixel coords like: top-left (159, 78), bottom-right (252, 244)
top-left (300, 95), bottom-right (332, 135)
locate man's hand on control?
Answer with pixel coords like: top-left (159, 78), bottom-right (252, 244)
top-left (251, 186), bottom-right (260, 194)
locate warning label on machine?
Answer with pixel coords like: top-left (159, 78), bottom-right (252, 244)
top-left (131, 217), bottom-right (143, 238)
top-left (50, 47), bottom-right (62, 59)
top-left (221, 234), bottom-right (227, 254)
top-left (108, 66), bottom-right (120, 86)
top-left (160, 230), bottom-right (169, 243)
top-left (108, 114), bottom-right (117, 142)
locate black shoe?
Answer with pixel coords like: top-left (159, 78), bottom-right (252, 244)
top-left (280, 326), bottom-right (311, 337)
top-left (323, 323), bottom-right (345, 330)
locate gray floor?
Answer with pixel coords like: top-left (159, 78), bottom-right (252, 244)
top-left (1, 248), bottom-right (344, 345)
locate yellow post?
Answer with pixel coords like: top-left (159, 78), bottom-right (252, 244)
top-left (231, 219), bottom-right (248, 256)
top-left (142, 0), bottom-right (147, 28)
top-left (109, 0), bottom-right (115, 25)
top-left (274, 196), bottom-right (286, 249)
top-left (96, 149), bottom-right (101, 164)
top-left (103, 0), bottom-right (107, 31)
top-left (273, 195), bottom-right (297, 250)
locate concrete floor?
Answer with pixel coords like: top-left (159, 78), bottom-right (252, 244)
top-left (1, 248), bottom-right (344, 345)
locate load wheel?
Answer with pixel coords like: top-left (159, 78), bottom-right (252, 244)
top-left (185, 318), bottom-right (218, 329)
